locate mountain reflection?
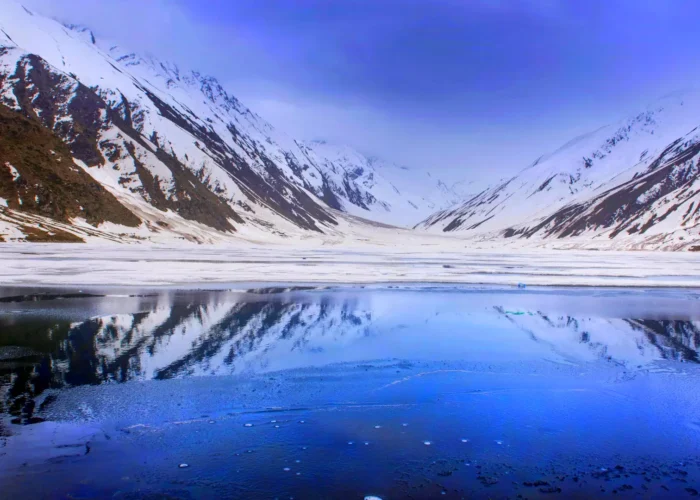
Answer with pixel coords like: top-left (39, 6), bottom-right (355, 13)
top-left (1, 291), bottom-right (699, 423)
top-left (496, 306), bottom-right (700, 365)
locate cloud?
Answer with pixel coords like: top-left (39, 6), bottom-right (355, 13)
top-left (240, 90), bottom-right (585, 185)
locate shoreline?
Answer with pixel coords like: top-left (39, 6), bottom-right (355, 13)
top-left (1, 283), bottom-right (700, 297)
top-left (2, 244), bottom-right (700, 288)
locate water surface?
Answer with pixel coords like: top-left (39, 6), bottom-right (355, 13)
top-left (1, 286), bottom-right (700, 498)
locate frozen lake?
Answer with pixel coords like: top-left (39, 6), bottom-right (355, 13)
top-left (3, 244), bottom-right (700, 288)
top-left (2, 286), bottom-right (700, 498)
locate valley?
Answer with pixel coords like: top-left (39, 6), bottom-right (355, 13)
top-left (0, 1), bottom-right (698, 251)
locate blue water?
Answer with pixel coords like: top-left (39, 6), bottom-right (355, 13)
top-left (1, 286), bottom-right (700, 498)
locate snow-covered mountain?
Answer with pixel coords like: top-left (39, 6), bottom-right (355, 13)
top-left (417, 91), bottom-right (700, 250)
top-left (0, 1), bottom-right (459, 243)
top-left (299, 140), bottom-right (470, 226)
top-left (1, 1), bottom-right (699, 250)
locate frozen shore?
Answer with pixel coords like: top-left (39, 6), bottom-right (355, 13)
top-left (1, 243), bottom-right (699, 288)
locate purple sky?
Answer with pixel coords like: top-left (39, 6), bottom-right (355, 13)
top-left (24, 0), bottom-right (700, 183)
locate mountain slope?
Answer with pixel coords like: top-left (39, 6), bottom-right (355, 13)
top-left (417, 92), bottom-right (700, 250)
top-left (0, 1), bottom-right (458, 243)
top-left (0, 104), bottom-right (140, 238)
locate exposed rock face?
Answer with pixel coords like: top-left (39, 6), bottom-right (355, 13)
top-left (0, 105), bottom-right (140, 230)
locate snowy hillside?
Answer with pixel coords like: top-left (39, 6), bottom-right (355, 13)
top-left (417, 91), bottom-right (700, 250)
top-left (0, 0), bottom-right (458, 244)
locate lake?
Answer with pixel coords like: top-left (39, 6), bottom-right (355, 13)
top-left (1, 285), bottom-right (700, 498)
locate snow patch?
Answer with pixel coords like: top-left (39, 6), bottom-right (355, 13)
top-left (5, 162), bottom-right (20, 181)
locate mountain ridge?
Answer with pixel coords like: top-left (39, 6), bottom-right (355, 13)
top-left (0, 0), bottom-right (461, 243)
top-left (416, 90), bottom-right (700, 250)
